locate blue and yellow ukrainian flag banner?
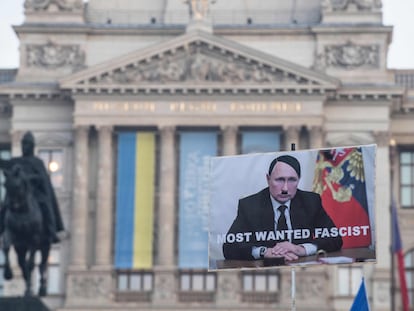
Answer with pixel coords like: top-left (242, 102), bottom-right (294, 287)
top-left (178, 131), bottom-right (217, 268)
top-left (114, 132), bottom-right (155, 269)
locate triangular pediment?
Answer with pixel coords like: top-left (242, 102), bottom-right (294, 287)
top-left (60, 31), bottom-right (339, 95)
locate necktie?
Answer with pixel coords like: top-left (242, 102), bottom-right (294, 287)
top-left (277, 205), bottom-right (288, 232)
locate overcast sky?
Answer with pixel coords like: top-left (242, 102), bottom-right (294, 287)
top-left (1, 0), bottom-right (413, 69)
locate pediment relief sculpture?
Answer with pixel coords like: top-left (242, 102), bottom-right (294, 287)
top-left (322, 0), bottom-right (381, 11)
top-left (25, 0), bottom-right (83, 12)
top-left (315, 41), bottom-right (379, 70)
top-left (87, 44), bottom-right (312, 86)
top-left (26, 41), bottom-right (85, 71)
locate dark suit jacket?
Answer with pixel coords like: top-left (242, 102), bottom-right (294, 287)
top-left (222, 187), bottom-right (343, 260)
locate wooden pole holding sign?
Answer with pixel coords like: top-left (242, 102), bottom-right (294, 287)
top-left (290, 143), bottom-right (296, 311)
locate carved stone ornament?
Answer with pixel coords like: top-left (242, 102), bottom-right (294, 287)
top-left (90, 43), bottom-right (309, 85)
top-left (323, 41), bottom-right (379, 69)
top-left (25, 0), bottom-right (83, 12)
top-left (184, 0), bottom-right (216, 21)
top-left (322, 0), bottom-right (382, 11)
top-left (26, 41), bottom-right (85, 71)
top-left (153, 274), bottom-right (175, 300)
top-left (71, 275), bottom-right (109, 299)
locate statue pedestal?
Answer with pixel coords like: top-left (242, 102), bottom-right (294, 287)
top-left (0, 297), bottom-right (50, 311)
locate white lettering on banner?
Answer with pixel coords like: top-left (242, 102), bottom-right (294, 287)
top-left (313, 226), bottom-right (370, 238)
top-left (217, 232), bottom-right (252, 244)
top-left (217, 226), bottom-right (370, 244)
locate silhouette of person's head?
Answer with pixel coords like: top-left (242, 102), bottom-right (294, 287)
top-left (21, 131), bottom-right (35, 157)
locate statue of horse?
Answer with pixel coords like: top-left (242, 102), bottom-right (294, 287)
top-left (1, 164), bottom-right (51, 296)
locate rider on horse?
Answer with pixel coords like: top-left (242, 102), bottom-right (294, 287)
top-left (0, 131), bottom-right (64, 243)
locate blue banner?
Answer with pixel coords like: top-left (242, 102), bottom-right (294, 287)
top-left (178, 131), bottom-right (217, 268)
top-left (114, 133), bottom-right (136, 268)
top-left (114, 132), bottom-right (156, 269)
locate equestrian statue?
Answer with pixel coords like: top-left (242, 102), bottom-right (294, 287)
top-left (0, 131), bottom-right (64, 296)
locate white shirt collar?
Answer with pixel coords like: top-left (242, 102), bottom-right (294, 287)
top-left (270, 194), bottom-right (291, 211)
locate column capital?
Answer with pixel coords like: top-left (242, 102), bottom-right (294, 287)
top-left (283, 125), bottom-right (301, 132)
top-left (222, 126), bottom-right (238, 156)
top-left (95, 125), bottom-right (113, 132)
top-left (74, 124), bottom-right (90, 130)
top-left (159, 125), bottom-right (176, 134)
top-left (308, 125), bottom-right (325, 149)
top-left (10, 130), bottom-right (23, 156)
top-left (283, 125), bottom-right (301, 151)
top-left (220, 125), bottom-right (238, 131)
top-left (372, 131), bottom-right (391, 147)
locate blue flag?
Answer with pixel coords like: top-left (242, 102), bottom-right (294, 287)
top-left (350, 278), bottom-right (370, 311)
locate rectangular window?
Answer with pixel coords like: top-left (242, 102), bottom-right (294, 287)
top-left (405, 250), bottom-right (414, 307)
top-left (0, 147), bottom-right (11, 202)
top-left (178, 270), bottom-right (216, 302)
top-left (400, 150), bottom-right (414, 208)
top-left (38, 149), bottom-right (64, 189)
top-left (115, 270), bottom-right (153, 302)
top-left (241, 270), bottom-right (280, 303)
top-left (337, 266), bottom-right (363, 296)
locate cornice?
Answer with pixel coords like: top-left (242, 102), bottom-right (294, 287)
top-left (16, 23), bottom-right (391, 37)
top-left (312, 24), bottom-right (392, 34)
top-left (14, 23), bottom-right (185, 36)
top-left (66, 84), bottom-right (334, 97)
top-left (327, 85), bottom-right (404, 101)
top-left (0, 82), bottom-right (68, 100)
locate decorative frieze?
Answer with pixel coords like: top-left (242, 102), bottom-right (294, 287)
top-left (26, 41), bottom-right (85, 71)
top-left (317, 41), bottom-right (379, 70)
top-left (66, 272), bottom-right (112, 306)
top-left (216, 273), bottom-right (239, 302)
top-left (24, 0), bottom-right (83, 12)
top-left (90, 44), bottom-right (307, 85)
top-left (70, 275), bottom-right (109, 299)
top-left (322, 0), bottom-right (382, 11)
top-left (88, 101), bottom-right (305, 116)
top-left (372, 131), bottom-right (390, 147)
top-left (153, 271), bottom-right (175, 302)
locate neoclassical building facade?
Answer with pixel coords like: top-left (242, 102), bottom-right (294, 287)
top-left (0, 0), bottom-right (413, 310)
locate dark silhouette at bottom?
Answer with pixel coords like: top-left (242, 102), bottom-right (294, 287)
top-left (0, 297), bottom-right (50, 311)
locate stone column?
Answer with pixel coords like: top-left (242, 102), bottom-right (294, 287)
top-left (309, 125), bottom-right (324, 149)
top-left (372, 131), bottom-right (391, 269)
top-left (10, 130), bottom-right (22, 156)
top-left (94, 125), bottom-right (113, 268)
top-left (157, 126), bottom-right (176, 267)
top-left (154, 126), bottom-right (177, 306)
top-left (222, 126), bottom-right (238, 156)
top-left (70, 125), bottom-right (89, 269)
top-left (284, 125), bottom-right (300, 151)
top-left (371, 131), bottom-right (392, 311)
